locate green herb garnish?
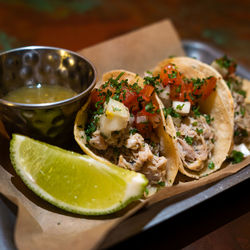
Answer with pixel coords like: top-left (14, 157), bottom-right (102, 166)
top-left (163, 107), bottom-right (181, 118)
top-left (185, 136), bottom-right (193, 145)
top-left (176, 104), bottom-right (185, 110)
top-left (215, 55), bottom-right (236, 69)
top-left (208, 161), bottom-right (215, 169)
top-left (129, 128), bottom-right (138, 135)
top-left (192, 105), bottom-right (201, 117)
top-left (196, 128), bottom-right (203, 135)
top-left (168, 71), bottom-right (177, 79)
top-left (158, 181), bottom-right (165, 187)
top-left (145, 101), bottom-right (155, 114)
top-left (228, 150), bottom-right (244, 164)
top-left (237, 89), bottom-right (246, 98)
top-left (112, 107), bottom-right (121, 112)
top-left (204, 114), bottom-right (214, 124)
top-left (240, 106), bottom-right (245, 116)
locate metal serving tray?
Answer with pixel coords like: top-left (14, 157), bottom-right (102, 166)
top-left (0, 40), bottom-right (250, 250)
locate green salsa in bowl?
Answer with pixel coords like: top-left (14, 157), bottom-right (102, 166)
top-left (0, 46), bottom-right (96, 145)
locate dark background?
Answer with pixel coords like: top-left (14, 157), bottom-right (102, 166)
top-left (0, 0), bottom-right (249, 66)
top-left (0, 0), bottom-right (249, 249)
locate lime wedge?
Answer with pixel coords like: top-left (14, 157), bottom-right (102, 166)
top-left (10, 134), bottom-right (148, 215)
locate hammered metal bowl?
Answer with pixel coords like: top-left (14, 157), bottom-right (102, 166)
top-left (0, 46), bottom-right (96, 146)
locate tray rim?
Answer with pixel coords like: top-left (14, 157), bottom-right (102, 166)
top-left (0, 40), bottom-right (250, 250)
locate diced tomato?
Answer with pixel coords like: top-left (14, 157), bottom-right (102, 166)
top-left (192, 77), bottom-right (216, 100)
top-left (119, 87), bottom-right (139, 111)
top-left (90, 89), bottom-right (104, 105)
top-left (170, 81), bottom-right (194, 104)
top-left (228, 64), bottom-right (236, 75)
top-left (199, 76), bottom-right (216, 100)
top-left (134, 114), bottom-right (152, 138)
top-left (160, 64), bottom-right (183, 87)
top-left (160, 63), bottom-right (217, 104)
top-left (139, 85), bottom-right (155, 102)
top-left (140, 103), bottom-right (158, 117)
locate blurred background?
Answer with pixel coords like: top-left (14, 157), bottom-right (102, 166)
top-left (0, 0), bottom-right (249, 66)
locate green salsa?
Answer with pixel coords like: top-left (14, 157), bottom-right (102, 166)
top-left (3, 85), bottom-right (77, 104)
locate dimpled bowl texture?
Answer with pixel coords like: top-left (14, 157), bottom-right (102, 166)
top-left (0, 46), bottom-right (96, 146)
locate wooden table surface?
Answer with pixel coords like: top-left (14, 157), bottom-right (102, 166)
top-left (0, 0), bottom-right (249, 249)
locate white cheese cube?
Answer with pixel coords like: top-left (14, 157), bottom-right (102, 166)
top-left (159, 85), bottom-right (171, 107)
top-left (100, 99), bottom-right (130, 137)
top-left (234, 143), bottom-right (250, 157)
top-left (172, 101), bottom-right (191, 115)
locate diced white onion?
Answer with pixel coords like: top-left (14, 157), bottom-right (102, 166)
top-left (234, 143), bottom-right (250, 157)
top-left (172, 101), bottom-right (191, 115)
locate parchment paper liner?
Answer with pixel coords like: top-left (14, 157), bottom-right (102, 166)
top-left (0, 19), bottom-right (249, 250)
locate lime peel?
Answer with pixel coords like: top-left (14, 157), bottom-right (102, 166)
top-left (10, 134), bottom-right (148, 215)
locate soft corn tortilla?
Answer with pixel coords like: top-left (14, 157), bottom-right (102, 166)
top-left (153, 57), bottom-right (234, 179)
top-left (243, 78), bottom-right (250, 104)
top-left (74, 70), bottom-right (180, 186)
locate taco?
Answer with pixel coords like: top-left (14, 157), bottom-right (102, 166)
top-left (152, 57), bottom-right (234, 179)
top-left (74, 70), bottom-right (180, 191)
top-left (211, 56), bottom-right (250, 151)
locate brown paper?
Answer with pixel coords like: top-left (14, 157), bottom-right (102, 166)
top-left (0, 19), bottom-right (249, 250)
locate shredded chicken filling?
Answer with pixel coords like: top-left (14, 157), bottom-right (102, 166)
top-left (88, 124), bottom-right (167, 185)
top-left (174, 114), bottom-right (215, 172)
top-left (212, 60), bottom-right (250, 145)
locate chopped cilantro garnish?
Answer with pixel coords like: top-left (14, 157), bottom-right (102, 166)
top-left (131, 82), bottom-right (142, 94)
top-left (95, 106), bottom-right (104, 115)
top-left (237, 89), bottom-right (246, 98)
top-left (158, 181), bottom-right (165, 187)
top-left (85, 115), bottom-right (100, 142)
top-left (211, 138), bottom-right (215, 143)
top-left (191, 78), bottom-right (206, 91)
top-left (129, 128), bottom-right (137, 135)
top-left (113, 107), bottom-right (121, 112)
top-left (215, 55), bottom-right (236, 69)
top-left (163, 107), bottom-right (181, 118)
top-left (192, 105), bottom-right (201, 117)
top-left (145, 188), bottom-right (149, 195)
top-left (168, 71), bottom-right (177, 79)
top-left (185, 136), bottom-right (193, 145)
top-left (208, 161), bottom-right (215, 169)
top-left (240, 106), bottom-right (245, 116)
top-left (188, 92), bottom-right (195, 101)
top-left (196, 128), bottom-right (203, 135)
top-left (228, 150), bottom-right (244, 164)
top-left (144, 74), bottom-right (160, 87)
top-left (175, 85), bottom-right (181, 93)
top-left (226, 80), bottom-right (232, 89)
top-left (176, 104), bottom-right (184, 110)
top-left (204, 114), bottom-right (214, 124)
top-left (115, 72), bottom-right (125, 81)
top-left (95, 100), bottom-right (102, 109)
top-left (137, 96), bottom-right (143, 102)
top-left (176, 131), bottom-right (181, 137)
top-left (192, 121), bottom-right (198, 126)
top-left (145, 101), bottom-right (155, 114)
